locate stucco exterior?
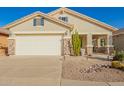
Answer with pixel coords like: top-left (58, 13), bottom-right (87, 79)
top-left (9, 17), bottom-right (69, 32)
top-left (49, 8), bottom-right (116, 55)
top-left (113, 33), bottom-right (124, 51)
top-left (3, 7), bottom-right (117, 56)
top-left (51, 12), bottom-right (112, 35)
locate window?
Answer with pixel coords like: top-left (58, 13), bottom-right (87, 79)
top-left (59, 15), bottom-right (68, 22)
top-left (33, 17), bottom-right (44, 26)
top-left (100, 39), bottom-right (106, 47)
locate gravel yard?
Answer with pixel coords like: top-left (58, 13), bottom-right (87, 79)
top-left (62, 56), bottom-right (124, 82)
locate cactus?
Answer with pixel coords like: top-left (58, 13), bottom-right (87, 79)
top-left (72, 31), bottom-right (81, 56)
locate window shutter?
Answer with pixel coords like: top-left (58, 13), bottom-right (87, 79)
top-left (41, 18), bottom-right (44, 26)
top-left (33, 19), bottom-right (36, 26)
top-left (65, 17), bottom-right (68, 22)
top-left (59, 16), bottom-right (62, 20)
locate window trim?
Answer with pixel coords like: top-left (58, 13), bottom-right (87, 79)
top-left (58, 16), bottom-right (68, 22)
top-left (33, 17), bottom-right (44, 26)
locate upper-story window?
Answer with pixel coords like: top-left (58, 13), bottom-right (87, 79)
top-left (58, 15), bottom-right (68, 22)
top-left (33, 17), bottom-right (44, 26)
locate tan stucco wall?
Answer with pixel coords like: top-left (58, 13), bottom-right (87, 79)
top-left (113, 34), bottom-right (124, 51)
top-left (52, 12), bottom-right (113, 55)
top-left (44, 19), bottom-right (68, 31)
top-left (9, 17), bottom-right (69, 32)
top-left (0, 34), bottom-right (8, 56)
top-left (9, 19), bottom-right (35, 32)
top-left (52, 12), bottom-right (112, 35)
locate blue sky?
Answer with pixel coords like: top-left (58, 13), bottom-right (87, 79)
top-left (0, 7), bottom-right (124, 29)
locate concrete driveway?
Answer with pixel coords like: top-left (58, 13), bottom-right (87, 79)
top-left (0, 56), bottom-right (62, 85)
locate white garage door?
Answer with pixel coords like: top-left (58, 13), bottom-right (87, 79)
top-left (15, 35), bottom-right (62, 55)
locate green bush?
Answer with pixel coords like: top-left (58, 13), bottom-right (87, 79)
top-left (72, 31), bottom-right (81, 56)
top-left (113, 51), bottom-right (124, 62)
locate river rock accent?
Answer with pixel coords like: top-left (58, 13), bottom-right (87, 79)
top-left (79, 64), bottom-right (111, 73)
top-left (8, 39), bottom-right (15, 55)
top-left (63, 37), bottom-right (73, 56)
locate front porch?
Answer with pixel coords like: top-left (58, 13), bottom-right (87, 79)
top-left (79, 34), bottom-right (113, 55)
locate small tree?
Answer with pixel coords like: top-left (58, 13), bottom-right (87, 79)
top-left (72, 31), bottom-right (81, 56)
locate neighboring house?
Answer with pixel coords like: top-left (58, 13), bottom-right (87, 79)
top-left (0, 28), bottom-right (9, 56)
top-left (3, 7), bottom-right (117, 56)
top-left (113, 28), bottom-right (124, 51)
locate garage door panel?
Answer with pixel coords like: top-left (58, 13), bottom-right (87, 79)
top-left (15, 35), bottom-right (62, 55)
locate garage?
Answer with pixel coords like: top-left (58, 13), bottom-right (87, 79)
top-left (15, 33), bottom-right (63, 55)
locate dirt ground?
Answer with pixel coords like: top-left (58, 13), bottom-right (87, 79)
top-left (62, 56), bottom-right (124, 82)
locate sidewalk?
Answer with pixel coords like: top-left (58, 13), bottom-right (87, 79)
top-left (61, 79), bottom-right (124, 86)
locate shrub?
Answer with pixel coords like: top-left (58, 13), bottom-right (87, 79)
top-left (112, 61), bottom-right (121, 68)
top-left (112, 61), bottom-right (124, 70)
top-left (72, 31), bottom-right (81, 56)
top-left (113, 51), bottom-right (124, 62)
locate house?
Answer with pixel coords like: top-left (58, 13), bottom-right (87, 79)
top-left (113, 28), bottom-right (124, 51)
top-left (3, 7), bottom-right (117, 56)
top-left (0, 28), bottom-right (9, 56)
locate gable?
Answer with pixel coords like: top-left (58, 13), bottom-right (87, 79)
top-left (48, 8), bottom-right (117, 32)
top-left (51, 12), bottom-right (112, 34)
top-left (8, 16), bottom-right (70, 32)
top-left (3, 11), bottom-right (73, 32)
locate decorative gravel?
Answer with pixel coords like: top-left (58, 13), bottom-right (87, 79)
top-left (62, 57), bottom-right (124, 82)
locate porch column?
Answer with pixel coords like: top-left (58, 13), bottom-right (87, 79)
top-left (107, 35), bottom-right (113, 55)
top-left (87, 33), bottom-right (93, 55)
top-left (97, 38), bottom-right (101, 47)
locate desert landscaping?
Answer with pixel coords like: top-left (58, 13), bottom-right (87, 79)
top-left (62, 55), bottom-right (124, 82)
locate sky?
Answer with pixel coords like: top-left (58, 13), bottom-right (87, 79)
top-left (0, 7), bottom-right (124, 29)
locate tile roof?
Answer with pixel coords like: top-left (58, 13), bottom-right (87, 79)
top-left (0, 28), bottom-right (9, 35)
top-left (113, 28), bottom-right (124, 36)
